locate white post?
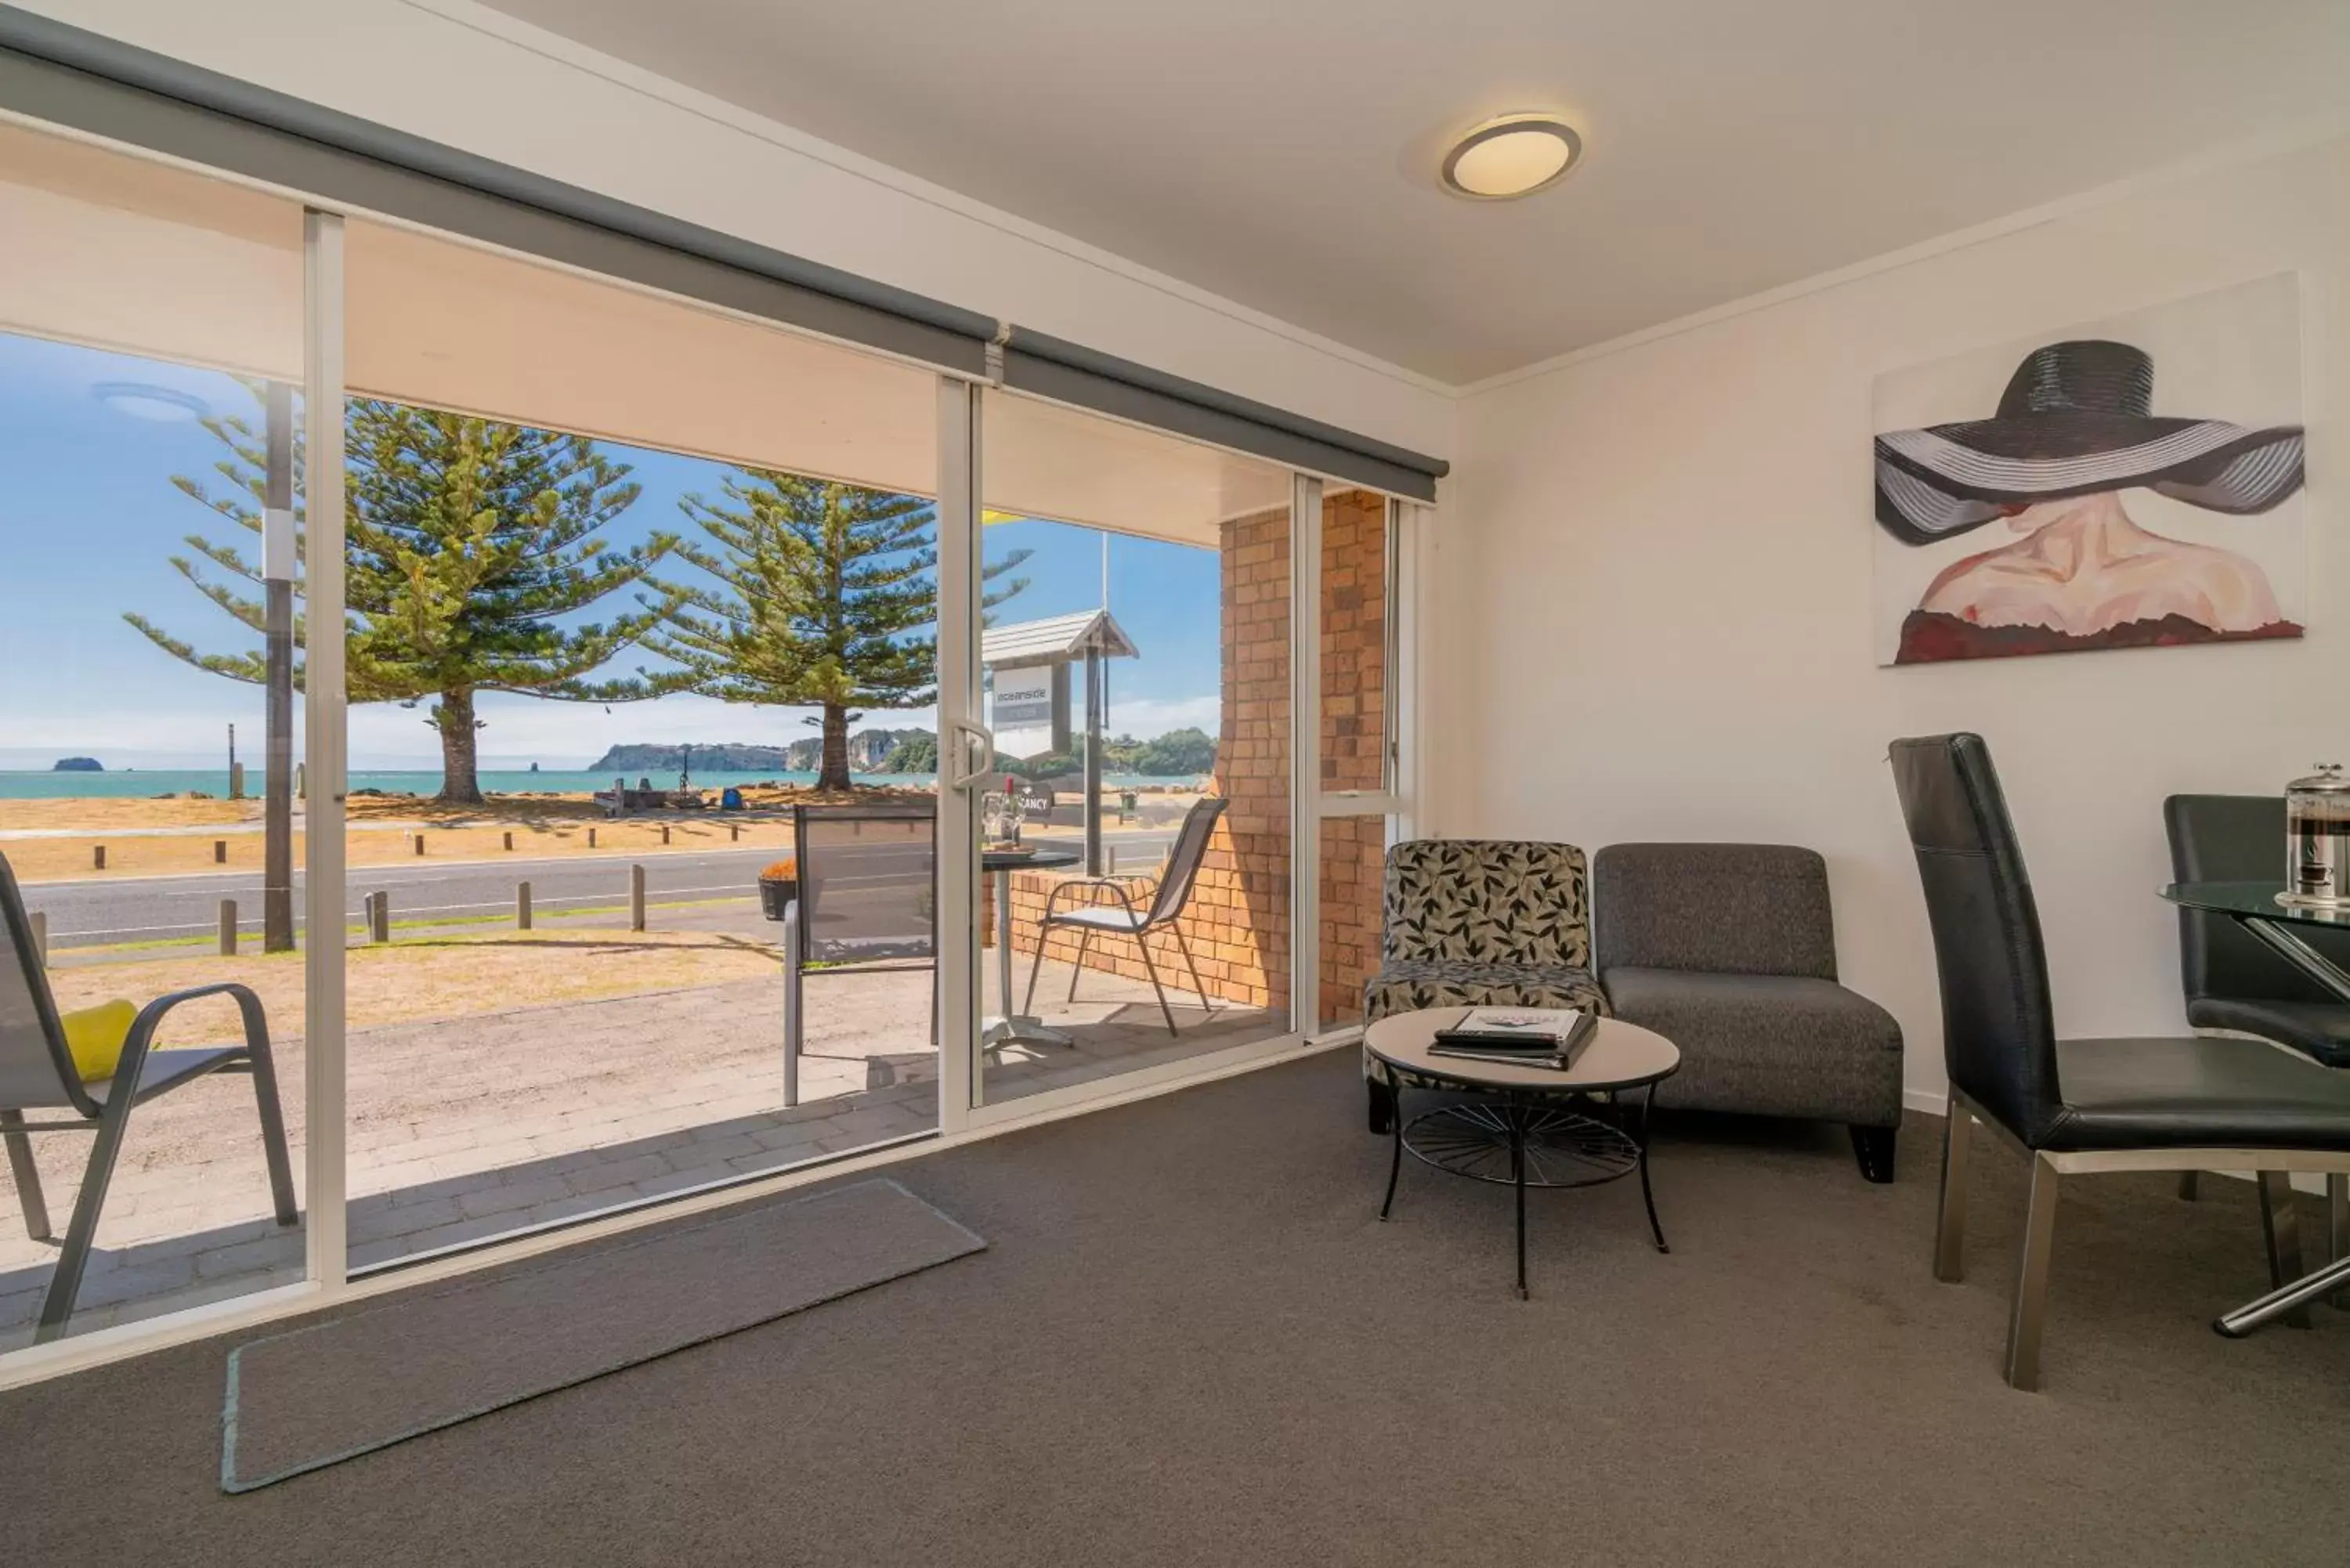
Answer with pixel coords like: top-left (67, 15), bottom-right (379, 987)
top-left (302, 207), bottom-right (350, 1292)
top-left (1292, 475), bottom-right (1324, 1036)
top-left (782, 898), bottom-right (802, 1108)
top-left (934, 376), bottom-right (982, 1127)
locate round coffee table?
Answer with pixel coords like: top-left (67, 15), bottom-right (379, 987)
top-left (1365, 1008), bottom-right (1680, 1299)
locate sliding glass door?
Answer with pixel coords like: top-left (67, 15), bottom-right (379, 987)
top-left (327, 216), bottom-right (949, 1271)
top-left (944, 389), bottom-right (1303, 1111)
top-left (0, 102), bottom-right (1423, 1364)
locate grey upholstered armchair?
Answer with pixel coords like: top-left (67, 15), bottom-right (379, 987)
top-left (1361, 839), bottom-right (1606, 1134)
top-left (1593, 843), bottom-right (1904, 1183)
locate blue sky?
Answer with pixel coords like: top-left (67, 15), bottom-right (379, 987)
top-left (0, 331), bottom-right (1222, 771)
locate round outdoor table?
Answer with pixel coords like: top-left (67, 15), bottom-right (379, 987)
top-left (2162, 880), bottom-right (2350, 1335)
top-left (983, 844), bottom-right (1084, 1049)
top-left (1365, 1008), bottom-right (1679, 1299)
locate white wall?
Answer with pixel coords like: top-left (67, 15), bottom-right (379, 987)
top-left (20, 0), bottom-right (1455, 462)
top-left (1447, 131), bottom-right (2350, 1107)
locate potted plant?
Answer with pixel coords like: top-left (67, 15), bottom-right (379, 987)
top-left (757, 856), bottom-right (798, 921)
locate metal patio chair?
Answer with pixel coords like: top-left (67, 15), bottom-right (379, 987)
top-left (780, 803), bottom-right (936, 1107)
top-left (1021, 797), bottom-right (1226, 1037)
top-left (0, 853), bottom-right (297, 1342)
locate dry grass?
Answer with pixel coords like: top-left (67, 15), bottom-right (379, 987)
top-left (45, 927), bottom-right (786, 1046)
top-left (0, 797), bottom-right (258, 832)
top-left (0, 786), bottom-right (933, 883)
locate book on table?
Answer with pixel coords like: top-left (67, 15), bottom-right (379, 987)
top-left (1428, 1007), bottom-right (1598, 1070)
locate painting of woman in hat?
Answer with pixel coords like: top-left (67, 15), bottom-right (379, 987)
top-left (1872, 279), bottom-right (2306, 666)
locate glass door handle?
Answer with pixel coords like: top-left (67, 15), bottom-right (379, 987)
top-left (946, 719), bottom-right (995, 791)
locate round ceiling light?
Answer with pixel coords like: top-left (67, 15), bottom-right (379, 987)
top-left (92, 381), bottom-right (212, 422)
top-left (1440, 116), bottom-right (1582, 201)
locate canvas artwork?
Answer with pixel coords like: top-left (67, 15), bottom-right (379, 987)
top-left (1871, 273), bottom-right (2307, 666)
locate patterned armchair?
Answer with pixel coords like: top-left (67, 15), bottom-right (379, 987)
top-left (1361, 840), bottom-right (1606, 1132)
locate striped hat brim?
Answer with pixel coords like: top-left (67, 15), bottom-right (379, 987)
top-left (1873, 417), bottom-right (2305, 545)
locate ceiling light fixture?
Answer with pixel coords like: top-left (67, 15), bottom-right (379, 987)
top-left (1439, 115), bottom-right (1582, 201)
top-left (92, 381), bottom-right (212, 422)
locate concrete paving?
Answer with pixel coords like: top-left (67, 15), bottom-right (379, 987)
top-left (0, 932), bottom-right (1274, 1348)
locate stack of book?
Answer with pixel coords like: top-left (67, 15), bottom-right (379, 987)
top-left (1427, 1008), bottom-right (1598, 1071)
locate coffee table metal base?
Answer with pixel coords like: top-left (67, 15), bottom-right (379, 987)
top-left (1380, 1089), bottom-right (1667, 1300)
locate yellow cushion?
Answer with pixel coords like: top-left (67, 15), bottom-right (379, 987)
top-left (60, 999), bottom-right (137, 1084)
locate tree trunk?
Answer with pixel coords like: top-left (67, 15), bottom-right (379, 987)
top-left (817, 702), bottom-right (852, 792)
top-left (434, 687), bottom-right (484, 804)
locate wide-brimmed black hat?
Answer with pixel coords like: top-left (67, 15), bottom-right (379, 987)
top-left (1875, 338), bottom-right (2304, 545)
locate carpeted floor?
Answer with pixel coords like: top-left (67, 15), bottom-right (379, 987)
top-left (5, 1046), bottom-right (2348, 1566)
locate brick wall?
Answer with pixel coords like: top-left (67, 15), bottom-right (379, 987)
top-left (1315, 492), bottom-right (1389, 1024)
top-left (1004, 491), bottom-right (1392, 1029)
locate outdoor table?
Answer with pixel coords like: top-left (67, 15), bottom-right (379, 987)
top-left (983, 843), bottom-right (1084, 1048)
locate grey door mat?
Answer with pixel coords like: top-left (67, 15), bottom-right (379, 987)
top-left (221, 1178), bottom-right (982, 1492)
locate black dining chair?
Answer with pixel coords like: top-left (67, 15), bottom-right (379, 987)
top-left (1889, 733), bottom-right (2350, 1389)
top-left (0, 852), bottom-right (298, 1342)
top-left (2165, 794), bottom-right (2350, 1302)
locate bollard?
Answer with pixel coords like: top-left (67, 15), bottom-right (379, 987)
top-left (1108, 845), bottom-right (1119, 875)
top-left (219, 898), bottom-right (238, 956)
top-left (93, 845), bottom-right (106, 871)
top-left (369, 891), bottom-right (390, 944)
top-left (414, 833), bottom-right (426, 856)
top-left (729, 824), bottom-right (740, 842)
top-left (630, 864), bottom-right (647, 932)
top-left (517, 880), bottom-right (533, 930)
top-left (588, 827), bottom-right (598, 849)
top-left (28, 911), bottom-right (45, 966)
top-left (214, 840), bottom-right (228, 865)
top-left (661, 824), bottom-right (671, 846)
top-left (504, 831), bottom-right (515, 852)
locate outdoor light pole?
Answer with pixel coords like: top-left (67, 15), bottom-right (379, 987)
top-left (1083, 645), bottom-right (1104, 876)
top-left (262, 381), bottom-right (297, 953)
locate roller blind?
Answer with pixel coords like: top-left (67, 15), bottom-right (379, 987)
top-left (0, 6), bottom-right (992, 376)
top-left (1001, 330), bottom-right (1446, 503)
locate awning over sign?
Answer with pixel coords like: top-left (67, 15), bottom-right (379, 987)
top-left (979, 609), bottom-right (1138, 670)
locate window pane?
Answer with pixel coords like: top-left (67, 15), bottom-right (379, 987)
top-left (0, 122), bottom-right (309, 1347)
top-left (334, 217), bottom-right (942, 1272)
top-left (1319, 491), bottom-right (1393, 796)
top-left (977, 392), bottom-right (1293, 1104)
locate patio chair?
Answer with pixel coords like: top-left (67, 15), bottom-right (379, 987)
top-left (0, 852), bottom-right (296, 1342)
top-left (780, 803), bottom-right (936, 1107)
top-left (1021, 797), bottom-right (1226, 1037)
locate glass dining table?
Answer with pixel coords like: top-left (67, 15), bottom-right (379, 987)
top-left (2160, 880), bottom-right (2350, 1334)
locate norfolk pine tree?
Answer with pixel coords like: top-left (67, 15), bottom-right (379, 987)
top-left (128, 396), bottom-right (680, 803)
top-left (648, 472), bottom-right (1029, 791)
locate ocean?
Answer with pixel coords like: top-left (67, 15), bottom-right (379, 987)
top-left (0, 768), bottom-right (1208, 800)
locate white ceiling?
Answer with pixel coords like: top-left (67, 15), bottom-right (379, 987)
top-left (480, 0), bottom-right (2350, 385)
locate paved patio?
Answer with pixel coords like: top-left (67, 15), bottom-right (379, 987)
top-left (0, 906), bottom-right (1275, 1348)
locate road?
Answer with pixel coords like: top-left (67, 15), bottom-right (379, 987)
top-left (21, 828), bottom-right (1180, 948)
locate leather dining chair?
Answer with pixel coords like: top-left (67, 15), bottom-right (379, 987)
top-left (2164, 794), bottom-right (2350, 1268)
top-left (1889, 733), bottom-right (2350, 1389)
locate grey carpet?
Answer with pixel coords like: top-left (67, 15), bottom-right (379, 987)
top-left (222, 1179), bottom-right (982, 1492)
top-left (4, 1047), bottom-right (2348, 1566)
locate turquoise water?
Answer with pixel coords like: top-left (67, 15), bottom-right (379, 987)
top-left (0, 768), bottom-right (1206, 800)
